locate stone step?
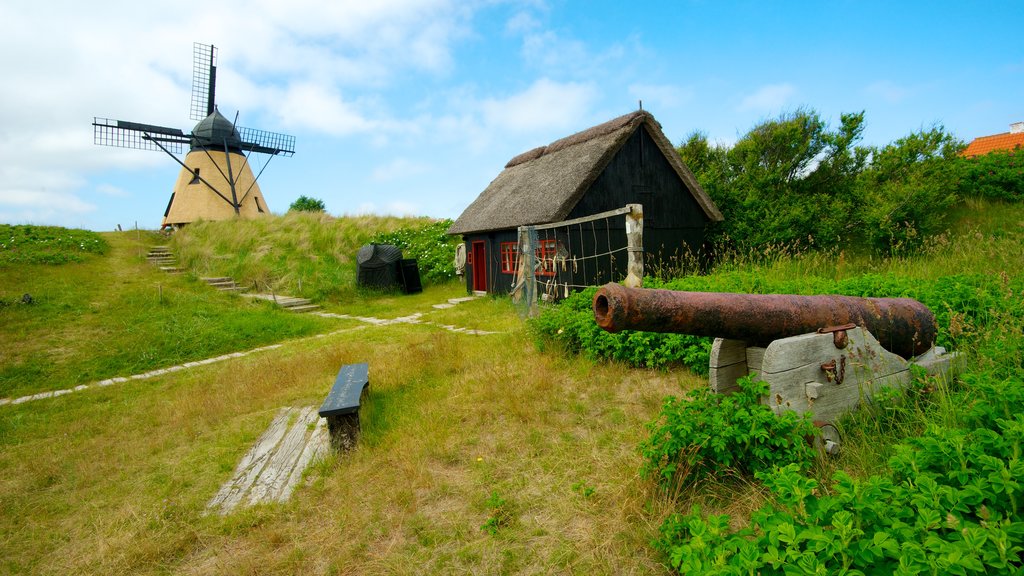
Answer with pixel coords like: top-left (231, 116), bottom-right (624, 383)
top-left (217, 286), bottom-right (246, 292)
top-left (286, 304), bottom-right (321, 313)
top-left (159, 266), bottom-right (183, 273)
top-left (201, 277), bottom-right (234, 284)
top-left (206, 280), bottom-right (238, 288)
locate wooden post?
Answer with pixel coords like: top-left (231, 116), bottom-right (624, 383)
top-left (624, 204), bottom-right (643, 288)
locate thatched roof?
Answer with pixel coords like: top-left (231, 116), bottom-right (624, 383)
top-left (448, 111), bottom-right (723, 235)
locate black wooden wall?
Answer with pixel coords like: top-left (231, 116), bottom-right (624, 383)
top-left (462, 124), bottom-right (711, 296)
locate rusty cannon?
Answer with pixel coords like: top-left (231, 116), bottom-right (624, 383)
top-left (592, 283), bottom-right (959, 453)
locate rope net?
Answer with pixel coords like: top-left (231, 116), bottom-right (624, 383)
top-left (511, 209), bottom-right (633, 317)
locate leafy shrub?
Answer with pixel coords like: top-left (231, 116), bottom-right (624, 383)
top-left (288, 195), bottom-right (326, 212)
top-left (371, 220), bottom-right (460, 285)
top-left (954, 150), bottom-right (1024, 202)
top-left (655, 371), bottom-right (1024, 575)
top-left (527, 286), bottom-right (712, 372)
top-left (0, 224), bottom-right (108, 265)
top-left (640, 376), bottom-right (818, 494)
top-left (854, 127), bottom-right (963, 253)
top-left (480, 491), bottom-right (513, 535)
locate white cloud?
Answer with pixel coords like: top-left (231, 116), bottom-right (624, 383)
top-left (480, 78), bottom-right (597, 134)
top-left (0, 188), bottom-right (96, 226)
top-left (277, 83), bottom-right (377, 136)
top-left (738, 83), bottom-right (797, 112)
top-left (864, 80), bottom-right (911, 104)
top-left (506, 11), bottom-right (541, 34)
top-left (96, 184), bottom-right (130, 198)
top-left (370, 158), bottom-right (431, 182)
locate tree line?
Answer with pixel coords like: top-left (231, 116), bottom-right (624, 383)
top-left (678, 109), bottom-right (1023, 254)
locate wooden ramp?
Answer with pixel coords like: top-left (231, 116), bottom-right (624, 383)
top-left (207, 406), bottom-right (328, 515)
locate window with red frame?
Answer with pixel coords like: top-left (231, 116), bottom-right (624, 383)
top-left (499, 242), bottom-right (517, 274)
top-left (536, 239), bottom-right (557, 277)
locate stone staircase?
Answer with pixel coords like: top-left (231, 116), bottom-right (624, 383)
top-left (147, 246), bottom-right (183, 273)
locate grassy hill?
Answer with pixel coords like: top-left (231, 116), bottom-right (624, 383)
top-left (0, 203), bottom-right (1022, 574)
top-left (170, 211), bottom-right (458, 302)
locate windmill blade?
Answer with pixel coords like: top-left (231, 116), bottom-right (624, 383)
top-left (237, 126), bottom-right (296, 156)
top-left (190, 42), bottom-right (217, 121)
top-left (93, 118), bottom-right (189, 153)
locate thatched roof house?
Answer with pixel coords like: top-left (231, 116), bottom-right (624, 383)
top-left (449, 110), bottom-right (723, 295)
top-left (449, 110), bottom-right (721, 235)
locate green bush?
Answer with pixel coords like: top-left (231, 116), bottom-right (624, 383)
top-left (640, 376), bottom-right (818, 493)
top-left (655, 370), bottom-right (1024, 575)
top-left (0, 225), bottom-right (108, 265)
top-left (371, 219), bottom-right (460, 285)
top-left (954, 150), bottom-right (1024, 202)
top-left (527, 286), bottom-right (712, 372)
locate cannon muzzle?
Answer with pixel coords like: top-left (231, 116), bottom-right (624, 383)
top-left (592, 283), bottom-right (936, 359)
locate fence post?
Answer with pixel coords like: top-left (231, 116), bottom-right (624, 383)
top-left (624, 203), bottom-right (643, 288)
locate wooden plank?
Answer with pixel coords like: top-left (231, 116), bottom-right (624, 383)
top-left (247, 406), bottom-right (317, 505)
top-left (746, 347), bottom-right (765, 373)
top-left (522, 205), bottom-right (634, 232)
top-left (709, 364), bottom-right (747, 394)
top-left (623, 204), bottom-right (643, 288)
top-left (710, 338), bottom-right (747, 367)
top-left (277, 416), bottom-right (329, 502)
top-left (207, 407), bottom-right (292, 513)
top-left (761, 328), bottom-right (920, 424)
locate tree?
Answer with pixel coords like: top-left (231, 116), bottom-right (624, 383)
top-left (289, 195), bottom-right (326, 212)
top-left (695, 108), bottom-right (867, 249)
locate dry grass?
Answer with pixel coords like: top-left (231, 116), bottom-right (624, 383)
top-left (0, 290), bottom-right (701, 574)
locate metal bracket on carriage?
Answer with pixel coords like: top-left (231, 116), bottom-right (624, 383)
top-left (816, 323), bottom-right (857, 349)
top-left (820, 356), bottom-right (846, 385)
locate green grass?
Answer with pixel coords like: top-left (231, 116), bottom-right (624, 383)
top-left (171, 212), bottom-right (444, 302)
top-left (0, 231), bottom-right (336, 398)
top-left (0, 224), bottom-right (107, 265)
top-left (2, 203), bottom-right (1022, 574)
top-left (0, 295), bottom-right (693, 574)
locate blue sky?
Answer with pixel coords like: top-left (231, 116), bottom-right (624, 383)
top-left (1, 0), bottom-right (1020, 231)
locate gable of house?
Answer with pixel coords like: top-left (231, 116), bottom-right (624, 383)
top-left (448, 111), bottom-right (721, 236)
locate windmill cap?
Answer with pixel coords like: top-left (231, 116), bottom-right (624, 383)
top-left (191, 108), bottom-right (242, 150)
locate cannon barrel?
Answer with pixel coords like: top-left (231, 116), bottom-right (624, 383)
top-left (592, 283), bottom-right (937, 359)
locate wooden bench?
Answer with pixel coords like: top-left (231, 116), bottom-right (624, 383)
top-left (318, 363), bottom-right (369, 450)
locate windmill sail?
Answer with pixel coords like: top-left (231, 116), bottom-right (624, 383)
top-left (190, 43), bottom-right (217, 121)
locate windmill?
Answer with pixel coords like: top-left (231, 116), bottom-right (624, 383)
top-left (93, 43), bottom-right (295, 229)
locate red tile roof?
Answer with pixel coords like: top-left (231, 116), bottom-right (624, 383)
top-left (962, 131), bottom-right (1024, 157)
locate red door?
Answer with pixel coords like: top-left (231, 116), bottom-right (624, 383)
top-left (471, 240), bottom-right (487, 292)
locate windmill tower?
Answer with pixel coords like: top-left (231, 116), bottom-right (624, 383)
top-left (93, 43), bottom-right (295, 228)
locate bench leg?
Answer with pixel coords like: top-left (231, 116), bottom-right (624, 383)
top-left (326, 413), bottom-right (360, 451)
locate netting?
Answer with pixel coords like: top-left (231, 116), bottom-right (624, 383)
top-left (512, 206), bottom-right (639, 317)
